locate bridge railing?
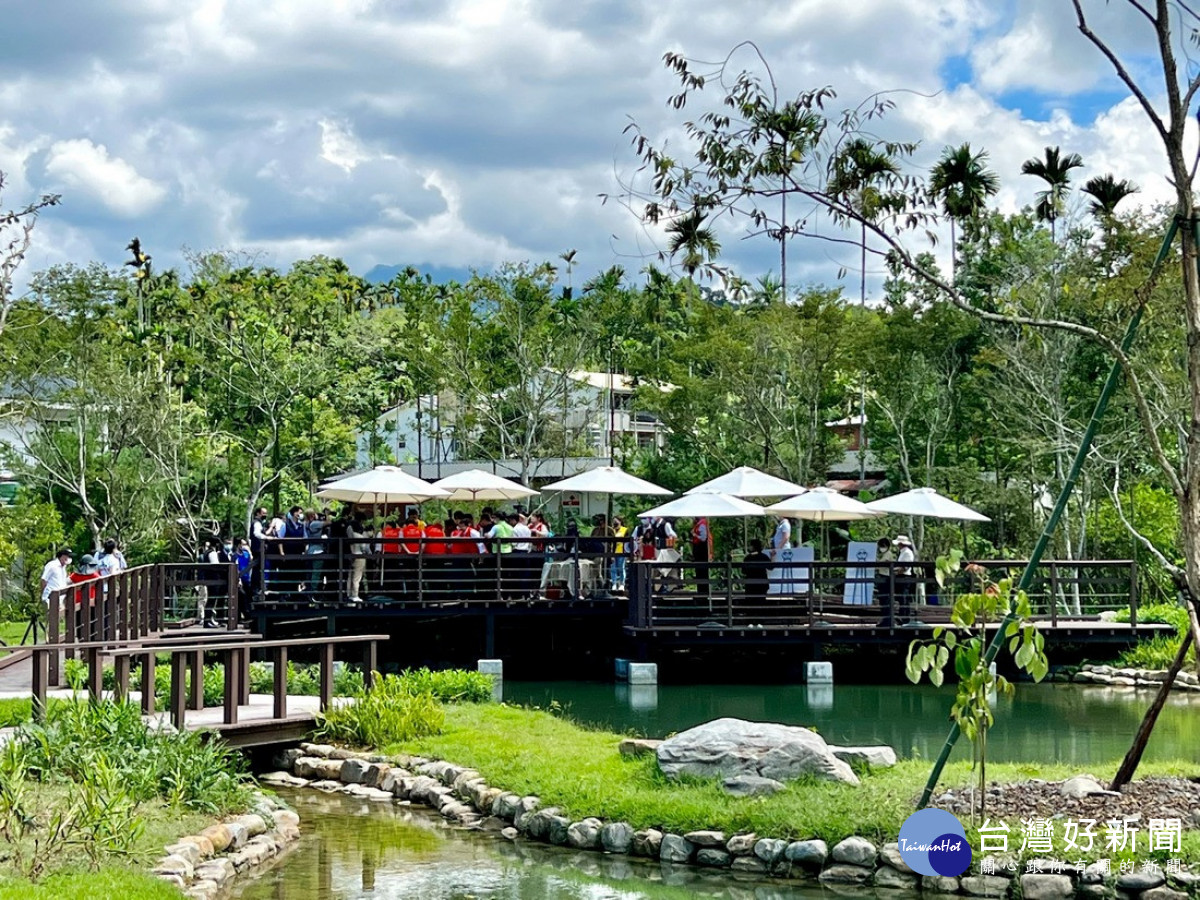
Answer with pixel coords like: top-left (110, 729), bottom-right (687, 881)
top-left (626, 558), bottom-right (1138, 629)
top-left (29, 633), bottom-right (388, 730)
top-left (44, 563), bottom-right (239, 685)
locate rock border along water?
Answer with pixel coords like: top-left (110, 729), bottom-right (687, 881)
top-left (149, 790), bottom-right (301, 900)
top-left (264, 742), bottom-right (1199, 898)
top-left (1069, 664), bottom-right (1200, 691)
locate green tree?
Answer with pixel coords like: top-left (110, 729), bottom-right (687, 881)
top-left (928, 143), bottom-right (1000, 279)
top-left (1020, 146), bottom-right (1085, 243)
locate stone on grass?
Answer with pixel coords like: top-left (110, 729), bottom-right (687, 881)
top-left (925, 875), bottom-right (962, 893)
top-left (1022, 874), bottom-right (1075, 900)
top-left (785, 839), bottom-right (828, 869)
top-left (618, 738), bottom-right (662, 757)
top-left (233, 814), bottom-right (269, 837)
top-left (880, 842), bottom-right (915, 874)
top-left (683, 829), bottom-right (725, 848)
top-left (961, 874), bottom-right (1013, 897)
top-left (655, 717), bottom-right (858, 785)
top-left (567, 818), bottom-right (603, 850)
top-left (731, 857), bottom-right (767, 874)
top-left (697, 848), bottom-right (732, 867)
top-left (632, 828), bottom-right (663, 858)
top-left (1061, 775), bottom-right (1108, 800)
top-left (200, 824), bottom-right (233, 853)
top-left (153, 855), bottom-right (194, 880)
top-left (164, 842), bottom-right (202, 867)
top-left (492, 793), bottom-right (520, 820)
top-left (177, 834), bottom-right (215, 859)
top-left (600, 822), bottom-right (634, 854)
top-left (659, 834), bottom-right (694, 863)
top-left (829, 745), bottom-right (898, 768)
top-left (1117, 870), bottom-right (1167, 892)
top-left (722, 775), bottom-right (784, 797)
top-left (831, 836), bottom-right (876, 867)
top-left (754, 838), bottom-right (788, 865)
top-left (1142, 887), bottom-right (1189, 900)
top-left (547, 815), bottom-right (571, 846)
top-left (876, 866), bottom-right (919, 889)
top-left (156, 873), bottom-right (187, 891)
top-left (819, 864), bottom-right (874, 885)
top-left (726, 833), bottom-right (758, 855)
top-left (340, 758), bottom-right (370, 784)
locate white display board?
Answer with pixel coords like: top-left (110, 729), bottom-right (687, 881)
top-left (843, 541), bottom-right (877, 606)
top-left (769, 545), bottom-right (814, 595)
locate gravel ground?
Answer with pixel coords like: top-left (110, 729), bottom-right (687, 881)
top-left (934, 776), bottom-right (1200, 826)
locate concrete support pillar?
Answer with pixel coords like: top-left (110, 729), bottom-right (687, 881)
top-left (614, 658), bottom-right (630, 680)
top-left (627, 662), bottom-right (657, 685)
top-left (804, 661), bottom-right (833, 684)
top-left (478, 659), bottom-right (504, 702)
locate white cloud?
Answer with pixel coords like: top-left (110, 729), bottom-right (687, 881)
top-left (0, 0), bottom-right (1191, 296)
top-left (43, 139), bottom-right (167, 218)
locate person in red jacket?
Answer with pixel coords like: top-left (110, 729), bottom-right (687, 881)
top-left (401, 513), bottom-right (423, 554)
top-left (424, 519), bottom-right (447, 554)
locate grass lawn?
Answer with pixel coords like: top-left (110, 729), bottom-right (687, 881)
top-left (391, 702), bottom-right (1200, 863)
top-left (0, 788), bottom-right (212, 897)
top-left (0, 620), bottom-right (30, 656)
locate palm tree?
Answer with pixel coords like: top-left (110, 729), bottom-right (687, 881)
top-left (929, 143), bottom-right (1000, 280)
top-left (1020, 146), bottom-right (1084, 243)
top-left (665, 208), bottom-right (721, 281)
top-left (829, 138), bottom-right (901, 487)
top-left (1081, 173), bottom-right (1139, 220)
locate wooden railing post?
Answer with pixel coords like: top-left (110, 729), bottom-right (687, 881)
top-left (223, 647), bottom-right (241, 725)
top-left (363, 641), bottom-right (377, 690)
top-left (1049, 563), bottom-right (1060, 628)
top-left (1129, 559), bottom-right (1139, 628)
top-left (142, 653), bottom-right (157, 715)
top-left (227, 562), bottom-right (239, 631)
top-left (48, 590), bottom-right (61, 686)
top-left (188, 649), bottom-right (204, 711)
top-left (273, 646), bottom-right (288, 720)
top-left (87, 646), bottom-right (103, 704)
top-left (240, 646), bottom-right (250, 705)
top-left (319, 643), bottom-right (334, 712)
top-left (170, 652), bottom-right (188, 729)
top-left (32, 649), bottom-right (49, 722)
top-left (114, 655), bottom-right (131, 704)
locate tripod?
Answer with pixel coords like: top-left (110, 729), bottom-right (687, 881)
top-left (21, 609), bottom-right (45, 646)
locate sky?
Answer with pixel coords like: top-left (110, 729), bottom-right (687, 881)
top-left (1, 0), bottom-right (1192, 296)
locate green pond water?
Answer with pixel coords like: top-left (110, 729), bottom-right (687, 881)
top-left (500, 681), bottom-right (1200, 765)
top-left (232, 787), bottom-right (833, 899)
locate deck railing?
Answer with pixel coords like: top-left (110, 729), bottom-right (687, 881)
top-left (625, 558), bottom-right (1139, 629)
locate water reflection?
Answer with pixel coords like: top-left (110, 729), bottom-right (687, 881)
top-left (505, 682), bottom-right (1200, 765)
top-left (232, 788), bottom-right (842, 900)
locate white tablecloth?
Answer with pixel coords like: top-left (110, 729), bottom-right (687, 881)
top-left (540, 559), bottom-right (599, 596)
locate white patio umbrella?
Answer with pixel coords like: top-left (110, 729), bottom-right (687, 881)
top-left (685, 466), bottom-right (806, 499)
top-left (639, 491), bottom-right (766, 519)
top-left (766, 487), bottom-right (881, 557)
top-left (541, 466), bottom-right (671, 496)
top-left (315, 465), bottom-right (450, 505)
top-left (433, 469), bottom-right (539, 503)
top-left (865, 487), bottom-right (990, 522)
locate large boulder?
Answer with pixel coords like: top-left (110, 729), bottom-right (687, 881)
top-left (656, 718), bottom-right (858, 785)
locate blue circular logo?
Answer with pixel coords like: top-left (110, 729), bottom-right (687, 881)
top-left (898, 809), bottom-right (971, 876)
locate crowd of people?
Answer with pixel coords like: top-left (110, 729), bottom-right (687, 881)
top-left (38, 507), bottom-right (923, 616)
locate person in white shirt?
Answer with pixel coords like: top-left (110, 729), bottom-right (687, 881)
top-left (40, 548), bottom-right (73, 604)
top-left (511, 515), bottom-right (533, 552)
top-left (894, 534), bottom-right (917, 622)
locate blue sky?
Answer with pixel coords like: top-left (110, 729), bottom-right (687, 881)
top-left (0, 0), bottom-right (1188, 296)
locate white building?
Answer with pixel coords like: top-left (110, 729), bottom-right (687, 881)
top-left (355, 371), bottom-right (669, 480)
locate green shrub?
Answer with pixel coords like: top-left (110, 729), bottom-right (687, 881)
top-left (396, 667), bottom-right (494, 703)
top-left (8, 698), bottom-right (251, 815)
top-left (315, 674), bottom-right (445, 747)
top-left (1113, 603), bottom-right (1194, 669)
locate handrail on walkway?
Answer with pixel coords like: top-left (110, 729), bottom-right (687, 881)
top-left (26, 634), bottom-right (389, 732)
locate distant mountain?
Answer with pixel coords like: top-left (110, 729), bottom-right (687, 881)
top-left (364, 263), bottom-right (475, 285)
